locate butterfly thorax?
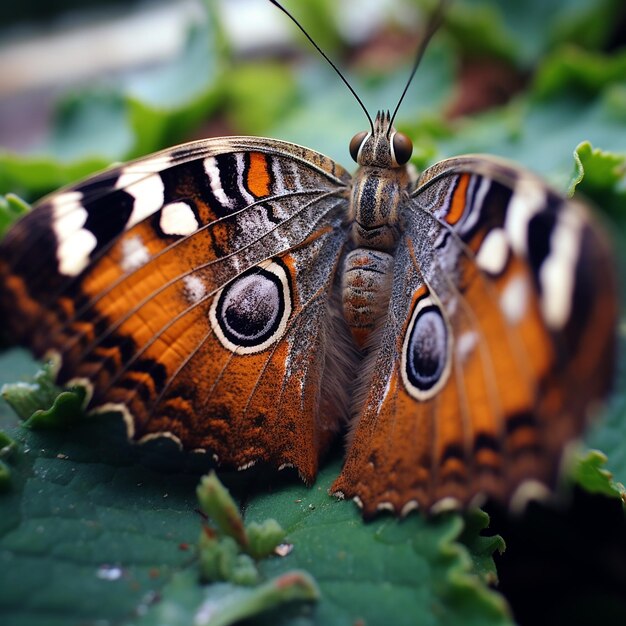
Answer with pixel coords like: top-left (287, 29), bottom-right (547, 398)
top-left (342, 112), bottom-right (415, 347)
top-left (349, 164), bottom-right (413, 250)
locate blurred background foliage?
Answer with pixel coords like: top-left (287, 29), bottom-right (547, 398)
top-left (0, 0), bottom-right (625, 199)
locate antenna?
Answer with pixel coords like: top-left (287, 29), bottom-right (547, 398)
top-left (388, 0), bottom-right (448, 134)
top-left (269, 0), bottom-right (374, 134)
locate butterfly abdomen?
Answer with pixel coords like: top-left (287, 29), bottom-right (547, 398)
top-left (341, 249), bottom-right (394, 347)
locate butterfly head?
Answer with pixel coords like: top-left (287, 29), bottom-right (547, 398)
top-left (349, 110), bottom-right (413, 169)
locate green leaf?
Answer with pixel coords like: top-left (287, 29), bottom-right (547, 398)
top-left (585, 326), bottom-right (626, 490)
top-left (0, 460), bottom-right (10, 492)
top-left (1, 360), bottom-right (62, 421)
top-left (568, 141), bottom-right (626, 219)
top-left (570, 141), bottom-right (626, 194)
top-left (456, 509), bottom-right (506, 585)
top-left (0, 431), bottom-right (16, 492)
top-left (136, 569), bottom-right (319, 626)
top-left (196, 472), bottom-right (287, 572)
top-left (1, 359), bottom-right (87, 428)
top-left (21, 388), bottom-right (87, 430)
top-left (195, 470), bottom-right (301, 619)
top-left (573, 449), bottom-right (626, 501)
top-left (242, 461), bottom-right (511, 626)
top-left (0, 351), bottom-right (510, 626)
top-left (246, 519), bottom-right (287, 560)
top-left (0, 406), bottom-right (202, 625)
top-left (198, 533), bottom-right (260, 586)
top-left (0, 431), bottom-right (17, 459)
top-left (0, 194), bottom-right (30, 239)
top-left (197, 471), bottom-right (249, 549)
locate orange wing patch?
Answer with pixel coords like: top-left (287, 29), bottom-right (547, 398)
top-left (247, 152), bottom-right (272, 198)
top-left (445, 173), bottom-right (471, 226)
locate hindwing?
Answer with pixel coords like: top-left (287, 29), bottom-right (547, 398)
top-left (332, 155), bottom-right (617, 515)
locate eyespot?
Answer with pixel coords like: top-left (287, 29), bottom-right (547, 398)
top-left (391, 132), bottom-right (413, 166)
top-left (209, 259), bottom-right (292, 354)
top-left (349, 131), bottom-right (369, 163)
top-left (400, 293), bottom-right (451, 400)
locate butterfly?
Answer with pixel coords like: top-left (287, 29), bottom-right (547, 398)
top-left (0, 2), bottom-right (618, 517)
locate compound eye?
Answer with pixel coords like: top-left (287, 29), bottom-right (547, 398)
top-left (391, 132), bottom-right (413, 165)
top-left (349, 131), bottom-right (368, 163)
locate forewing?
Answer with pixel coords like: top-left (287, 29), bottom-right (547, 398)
top-left (0, 137), bottom-right (353, 479)
top-left (333, 155), bottom-right (617, 515)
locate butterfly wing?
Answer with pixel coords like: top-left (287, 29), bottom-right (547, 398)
top-left (0, 137), bottom-right (354, 479)
top-left (332, 155), bottom-right (617, 515)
